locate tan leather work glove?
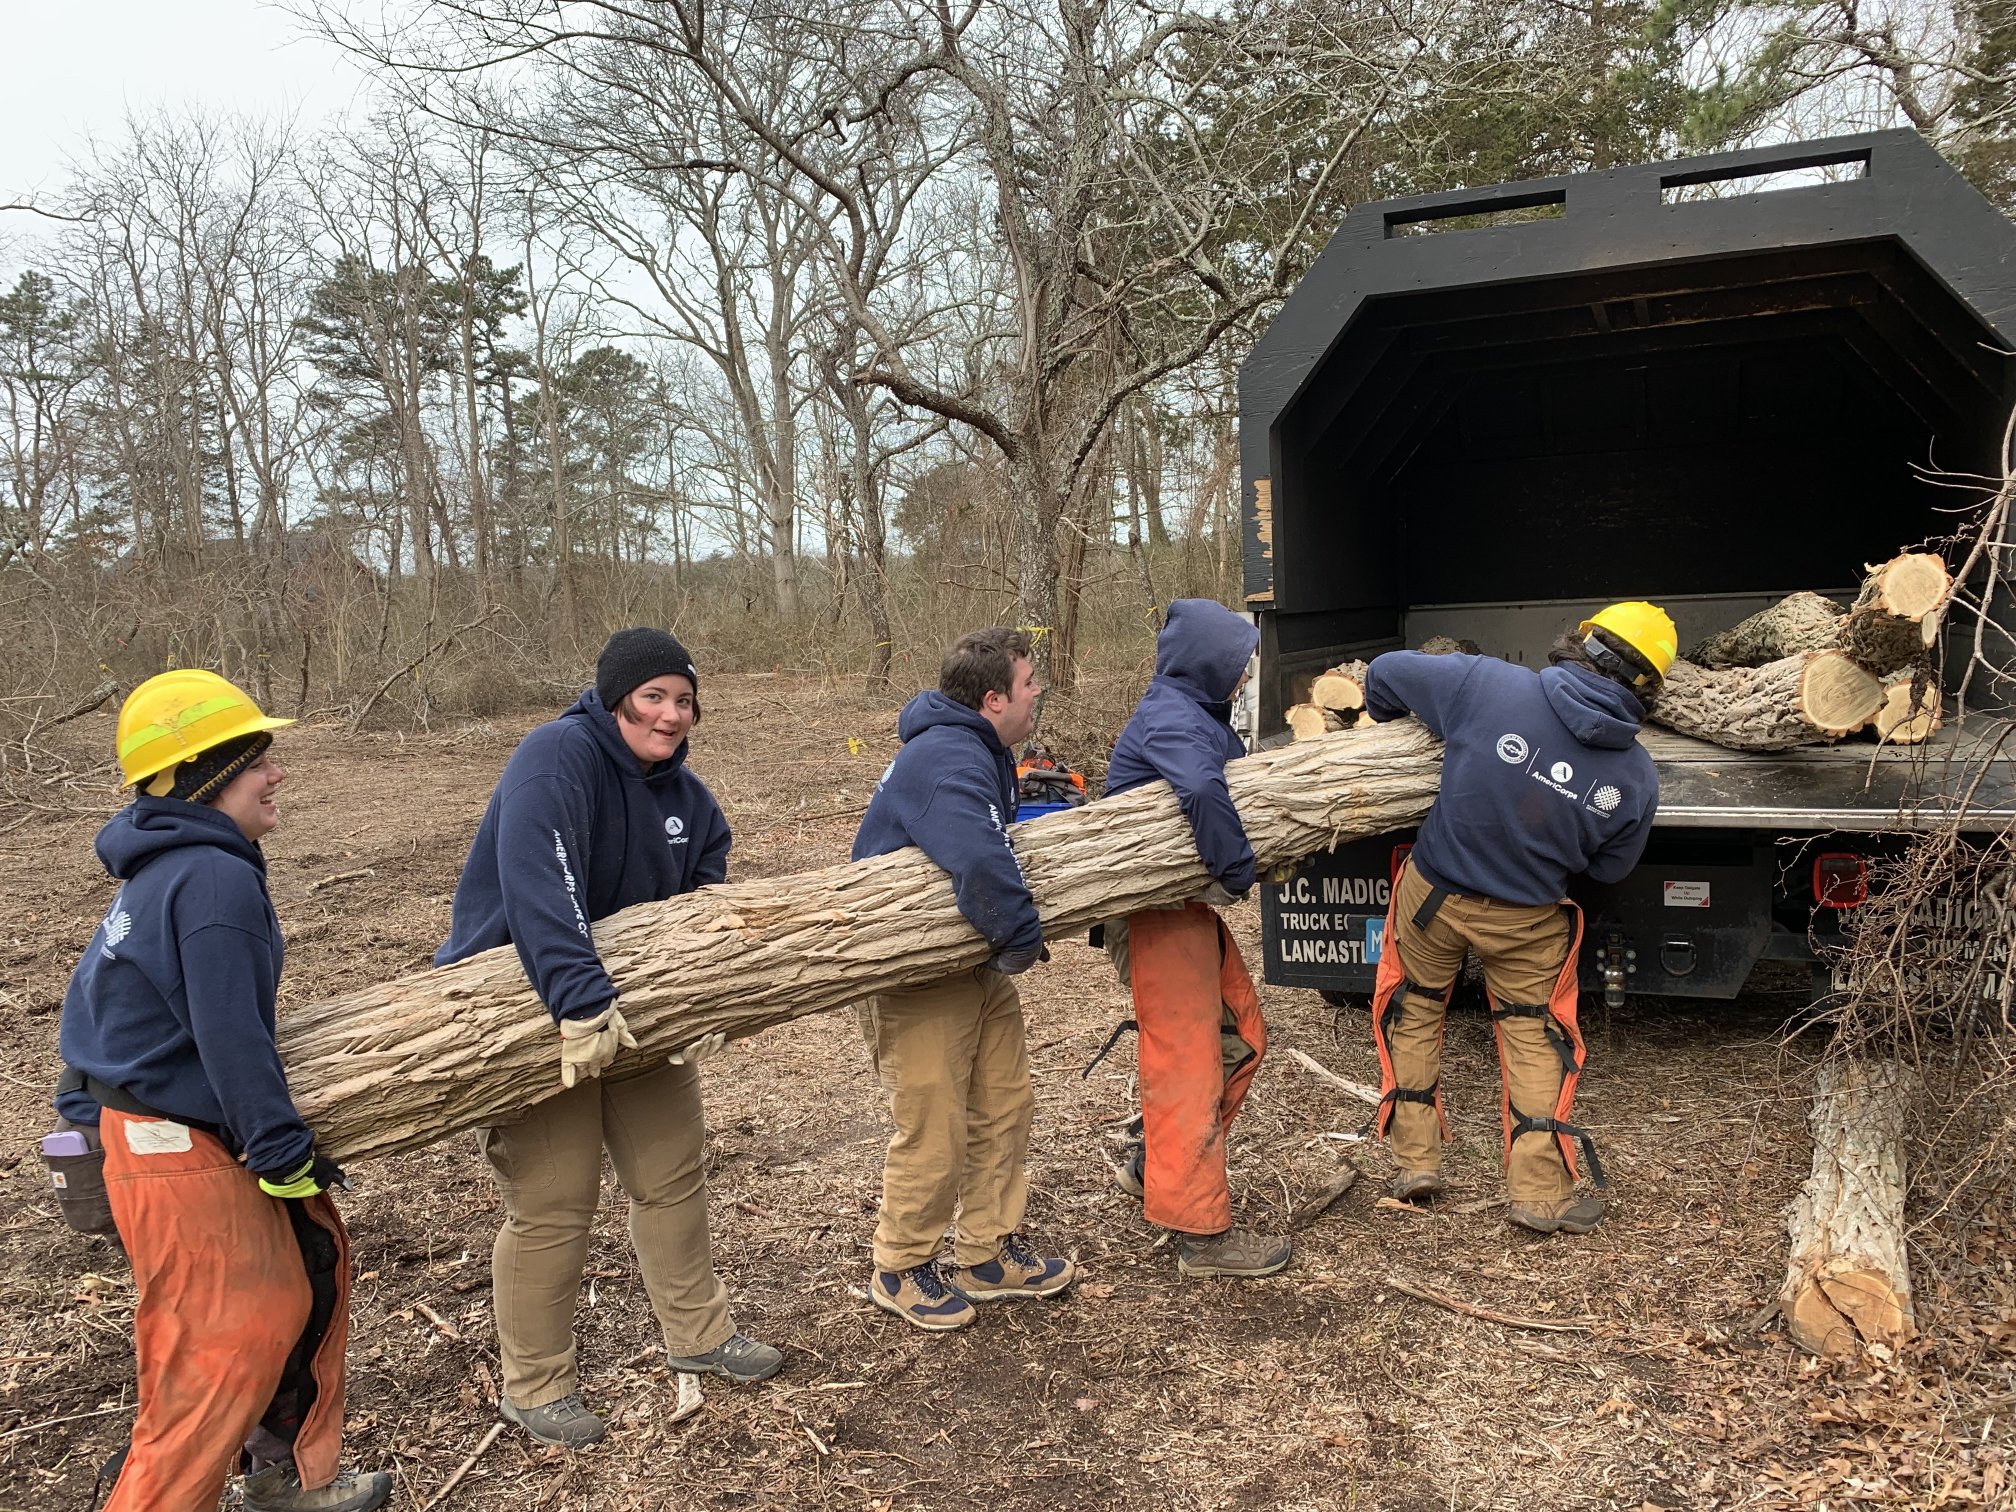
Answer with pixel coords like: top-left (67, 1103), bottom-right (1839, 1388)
top-left (558, 1004), bottom-right (640, 1088)
top-left (1201, 881), bottom-right (1247, 909)
top-left (668, 1031), bottom-right (727, 1067)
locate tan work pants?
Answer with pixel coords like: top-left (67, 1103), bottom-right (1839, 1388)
top-left (478, 1058), bottom-right (733, 1407)
top-left (865, 967), bottom-right (1034, 1271)
top-left (1386, 863), bottom-right (1577, 1205)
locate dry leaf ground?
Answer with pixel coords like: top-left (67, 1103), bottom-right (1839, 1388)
top-left (2, 674), bottom-right (2011, 1511)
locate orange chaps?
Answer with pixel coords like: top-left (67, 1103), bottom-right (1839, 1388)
top-left (100, 1109), bottom-right (350, 1512)
top-left (1367, 886), bottom-right (1604, 1192)
top-left (1127, 901), bottom-right (1268, 1235)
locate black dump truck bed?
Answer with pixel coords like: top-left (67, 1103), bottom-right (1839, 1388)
top-left (1237, 131), bottom-right (2016, 1003)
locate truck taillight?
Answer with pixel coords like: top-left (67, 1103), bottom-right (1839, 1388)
top-left (1813, 852), bottom-right (1867, 909)
top-left (1391, 843), bottom-right (1413, 883)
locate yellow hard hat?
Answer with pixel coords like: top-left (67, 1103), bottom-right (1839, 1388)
top-left (1578, 601), bottom-right (1678, 685)
top-left (116, 669), bottom-right (294, 789)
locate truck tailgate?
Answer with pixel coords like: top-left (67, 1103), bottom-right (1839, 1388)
top-left (1644, 726), bottom-right (2016, 829)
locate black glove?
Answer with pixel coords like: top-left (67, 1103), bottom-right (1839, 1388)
top-left (985, 942), bottom-right (1048, 975)
top-left (257, 1150), bottom-right (349, 1199)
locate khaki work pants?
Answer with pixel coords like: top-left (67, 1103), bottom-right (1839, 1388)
top-left (478, 1059), bottom-right (733, 1408)
top-left (865, 967), bottom-right (1035, 1271)
top-left (1386, 863), bottom-right (1577, 1205)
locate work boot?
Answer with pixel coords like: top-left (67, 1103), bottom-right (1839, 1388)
top-left (1507, 1194), bottom-right (1607, 1235)
top-left (498, 1391), bottom-right (608, 1448)
top-left (946, 1233), bottom-right (1077, 1301)
top-left (1176, 1227), bottom-right (1292, 1279)
top-left (1113, 1143), bottom-right (1145, 1199)
top-left (241, 1465), bottom-right (392, 1512)
top-left (1390, 1169), bottom-right (1450, 1204)
top-left (665, 1331), bottom-right (784, 1384)
top-left (869, 1261), bottom-right (977, 1331)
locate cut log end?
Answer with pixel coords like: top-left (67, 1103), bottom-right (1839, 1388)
top-left (1285, 704), bottom-right (1343, 740)
top-left (1311, 673), bottom-right (1365, 712)
top-left (1864, 552), bottom-right (1951, 622)
top-left (1872, 674), bottom-right (1943, 745)
top-left (1799, 651), bottom-right (1886, 737)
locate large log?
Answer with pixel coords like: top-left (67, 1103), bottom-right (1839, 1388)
top-left (1840, 553), bottom-right (1950, 676)
top-left (282, 721), bottom-right (1446, 1163)
top-left (1870, 669), bottom-right (1942, 745)
top-left (1685, 592), bottom-right (1847, 669)
top-left (1651, 652), bottom-right (1884, 750)
top-left (1311, 660), bottom-right (1371, 713)
top-left (1781, 1057), bottom-right (1918, 1358)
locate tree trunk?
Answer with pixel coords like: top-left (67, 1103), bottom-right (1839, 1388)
top-left (1686, 592), bottom-right (1847, 669)
top-left (1311, 661), bottom-right (1371, 713)
top-left (1781, 1057), bottom-right (1917, 1359)
top-left (1652, 653), bottom-right (1885, 750)
top-left (1841, 553), bottom-right (1950, 675)
top-left (1872, 668), bottom-right (1943, 745)
top-left (280, 721), bottom-right (1446, 1163)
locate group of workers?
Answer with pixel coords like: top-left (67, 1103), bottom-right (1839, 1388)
top-left (49, 594), bottom-right (1676, 1510)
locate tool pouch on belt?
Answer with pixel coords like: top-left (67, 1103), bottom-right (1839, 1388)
top-left (39, 1123), bottom-right (118, 1237)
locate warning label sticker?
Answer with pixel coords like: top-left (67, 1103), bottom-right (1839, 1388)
top-left (1663, 881), bottom-right (1712, 909)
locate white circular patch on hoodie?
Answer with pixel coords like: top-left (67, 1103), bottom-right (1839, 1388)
top-left (1592, 784), bottom-right (1622, 814)
top-left (1496, 733), bottom-right (1528, 764)
top-left (665, 815), bottom-right (686, 839)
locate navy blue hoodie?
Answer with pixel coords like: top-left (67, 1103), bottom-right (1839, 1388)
top-left (1105, 598), bottom-right (1260, 893)
top-left (56, 798), bottom-right (310, 1179)
top-left (852, 691), bottom-right (1042, 961)
top-left (1363, 652), bottom-right (1659, 905)
top-left (435, 691), bottom-right (730, 1021)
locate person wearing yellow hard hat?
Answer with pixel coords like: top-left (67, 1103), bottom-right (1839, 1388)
top-left (1356, 602), bottom-right (1674, 1238)
top-left (51, 670), bottom-right (390, 1512)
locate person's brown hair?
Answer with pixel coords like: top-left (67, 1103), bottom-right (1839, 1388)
top-left (940, 628), bottom-right (1033, 710)
top-left (1547, 629), bottom-right (1658, 717)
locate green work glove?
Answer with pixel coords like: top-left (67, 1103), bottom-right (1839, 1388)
top-left (258, 1151), bottom-right (349, 1199)
top-left (559, 1003), bottom-right (639, 1088)
top-left (668, 1030), bottom-right (727, 1067)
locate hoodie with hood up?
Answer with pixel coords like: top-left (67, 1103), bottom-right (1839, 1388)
top-left (852, 691), bottom-right (1042, 964)
top-left (57, 797), bottom-right (310, 1179)
top-left (1362, 651), bottom-right (1659, 905)
top-left (1105, 598), bottom-right (1261, 893)
top-left (435, 690), bottom-right (730, 1021)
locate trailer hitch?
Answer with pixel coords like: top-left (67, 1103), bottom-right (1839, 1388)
top-left (1601, 931), bottom-right (1634, 1010)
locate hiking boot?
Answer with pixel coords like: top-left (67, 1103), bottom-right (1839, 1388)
top-left (1390, 1169), bottom-right (1450, 1204)
top-left (665, 1331), bottom-right (784, 1384)
top-left (241, 1465), bottom-right (392, 1512)
top-left (1113, 1143), bottom-right (1145, 1199)
top-left (498, 1391), bottom-right (608, 1448)
top-left (870, 1261), bottom-right (977, 1331)
top-left (946, 1233), bottom-right (1077, 1301)
top-left (1508, 1194), bottom-right (1607, 1235)
top-left (1176, 1227), bottom-right (1292, 1279)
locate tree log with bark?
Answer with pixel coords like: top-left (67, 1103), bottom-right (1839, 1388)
top-left (281, 721), bottom-right (1445, 1163)
top-left (1781, 1057), bottom-right (1918, 1358)
top-left (1871, 669), bottom-right (1943, 745)
top-left (1311, 660), bottom-right (1370, 714)
top-left (1840, 552), bottom-right (1950, 676)
top-left (1686, 592), bottom-right (1848, 669)
top-left (1651, 652), bottom-right (1885, 750)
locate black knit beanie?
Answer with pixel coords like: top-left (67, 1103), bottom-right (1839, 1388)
top-left (143, 731), bottom-right (272, 804)
top-left (596, 628), bottom-right (700, 713)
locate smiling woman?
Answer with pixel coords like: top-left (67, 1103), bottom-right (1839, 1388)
top-left (430, 625), bottom-right (784, 1448)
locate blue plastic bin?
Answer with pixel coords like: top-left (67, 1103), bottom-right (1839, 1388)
top-left (1015, 799), bottom-right (1075, 822)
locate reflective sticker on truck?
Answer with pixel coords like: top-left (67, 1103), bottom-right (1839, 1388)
top-left (1664, 881), bottom-right (1712, 908)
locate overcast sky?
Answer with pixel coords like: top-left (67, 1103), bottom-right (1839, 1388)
top-left (1, 0), bottom-right (371, 210)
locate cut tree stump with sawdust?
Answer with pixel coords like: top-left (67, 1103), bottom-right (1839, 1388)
top-left (1781, 1057), bottom-right (1918, 1358)
top-left (1871, 670), bottom-right (1943, 745)
top-left (1840, 552), bottom-right (1950, 676)
top-left (1686, 592), bottom-right (1848, 669)
top-left (281, 721), bottom-right (1446, 1163)
top-left (1652, 652), bottom-right (1885, 751)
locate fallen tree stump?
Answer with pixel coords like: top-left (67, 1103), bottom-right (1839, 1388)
top-left (282, 720), bottom-right (1445, 1163)
top-left (1652, 651), bottom-right (1885, 750)
top-left (1781, 1057), bottom-right (1918, 1358)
